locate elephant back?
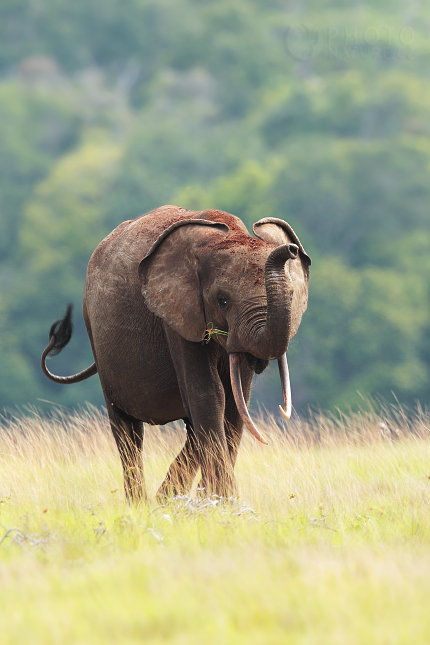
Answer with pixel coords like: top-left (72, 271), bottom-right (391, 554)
top-left (89, 205), bottom-right (248, 276)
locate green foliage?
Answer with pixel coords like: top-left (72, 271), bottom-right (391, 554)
top-left (21, 140), bottom-right (122, 274)
top-left (0, 82), bottom-right (79, 262)
top-left (2, 0), bottom-right (430, 412)
top-left (303, 258), bottom-right (429, 408)
top-left (177, 160), bottom-right (278, 225)
top-left (271, 136), bottom-right (430, 266)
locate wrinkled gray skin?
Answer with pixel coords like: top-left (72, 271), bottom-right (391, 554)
top-left (43, 205), bottom-right (311, 501)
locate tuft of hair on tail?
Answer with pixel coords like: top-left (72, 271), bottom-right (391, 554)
top-left (48, 304), bottom-right (74, 357)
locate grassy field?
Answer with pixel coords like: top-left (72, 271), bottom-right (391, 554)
top-left (1, 404), bottom-right (430, 644)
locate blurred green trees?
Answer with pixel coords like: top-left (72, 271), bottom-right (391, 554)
top-left (1, 0), bottom-right (430, 414)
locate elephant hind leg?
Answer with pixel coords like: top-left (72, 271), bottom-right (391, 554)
top-left (156, 419), bottom-right (200, 500)
top-left (108, 403), bottom-right (146, 503)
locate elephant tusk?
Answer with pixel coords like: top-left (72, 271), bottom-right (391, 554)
top-left (278, 353), bottom-right (292, 420)
top-left (229, 353), bottom-right (269, 445)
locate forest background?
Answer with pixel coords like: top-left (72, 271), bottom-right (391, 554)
top-left (1, 0), bottom-right (430, 416)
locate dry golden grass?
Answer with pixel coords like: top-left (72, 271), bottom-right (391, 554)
top-left (0, 403), bottom-right (430, 643)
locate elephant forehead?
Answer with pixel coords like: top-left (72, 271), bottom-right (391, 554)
top-left (217, 263), bottom-right (266, 289)
top-left (205, 231), bottom-right (267, 251)
top-left (201, 248), bottom-right (268, 289)
top-left (206, 237), bottom-right (275, 267)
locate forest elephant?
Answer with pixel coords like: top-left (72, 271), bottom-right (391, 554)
top-left (41, 205), bottom-right (311, 501)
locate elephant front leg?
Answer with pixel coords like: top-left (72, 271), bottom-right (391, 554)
top-left (156, 420), bottom-right (200, 500)
top-left (194, 360), bottom-right (253, 497)
top-left (197, 435), bottom-right (237, 499)
top-left (187, 409), bottom-right (236, 499)
top-left (157, 419), bottom-right (236, 501)
top-left (163, 329), bottom-right (237, 499)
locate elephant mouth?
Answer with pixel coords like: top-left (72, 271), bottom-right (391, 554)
top-left (245, 354), bottom-right (269, 375)
top-left (229, 352), bottom-right (292, 446)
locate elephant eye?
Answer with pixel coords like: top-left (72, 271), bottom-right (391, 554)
top-left (217, 296), bottom-right (228, 309)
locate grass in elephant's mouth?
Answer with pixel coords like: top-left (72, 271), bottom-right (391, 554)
top-left (1, 404), bottom-right (430, 644)
top-left (203, 322), bottom-right (229, 343)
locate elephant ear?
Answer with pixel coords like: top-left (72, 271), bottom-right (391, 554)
top-left (253, 218), bottom-right (311, 266)
top-left (138, 219), bottom-right (228, 342)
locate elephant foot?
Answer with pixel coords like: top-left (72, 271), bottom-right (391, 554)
top-left (124, 480), bottom-right (147, 505)
top-left (155, 477), bottom-right (190, 502)
top-left (196, 471), bottom-right (238, 500)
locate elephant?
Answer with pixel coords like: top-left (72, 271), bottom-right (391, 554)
top-left (41, 205), bottom-right (311, 501)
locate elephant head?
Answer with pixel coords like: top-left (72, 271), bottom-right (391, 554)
top-left (138, 210), bottom-right (311, 442)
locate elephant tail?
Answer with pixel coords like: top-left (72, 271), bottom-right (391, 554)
top-left (41, 304), bottom-right (98, 384)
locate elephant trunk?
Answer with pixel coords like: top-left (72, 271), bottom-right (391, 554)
top-left (248, 244), bottom-right (298, 361)
top-left (229, 244), bottom-right (298, 442)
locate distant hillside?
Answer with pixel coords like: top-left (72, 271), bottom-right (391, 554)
top-left (1, 0), bottom-right (430, 413)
